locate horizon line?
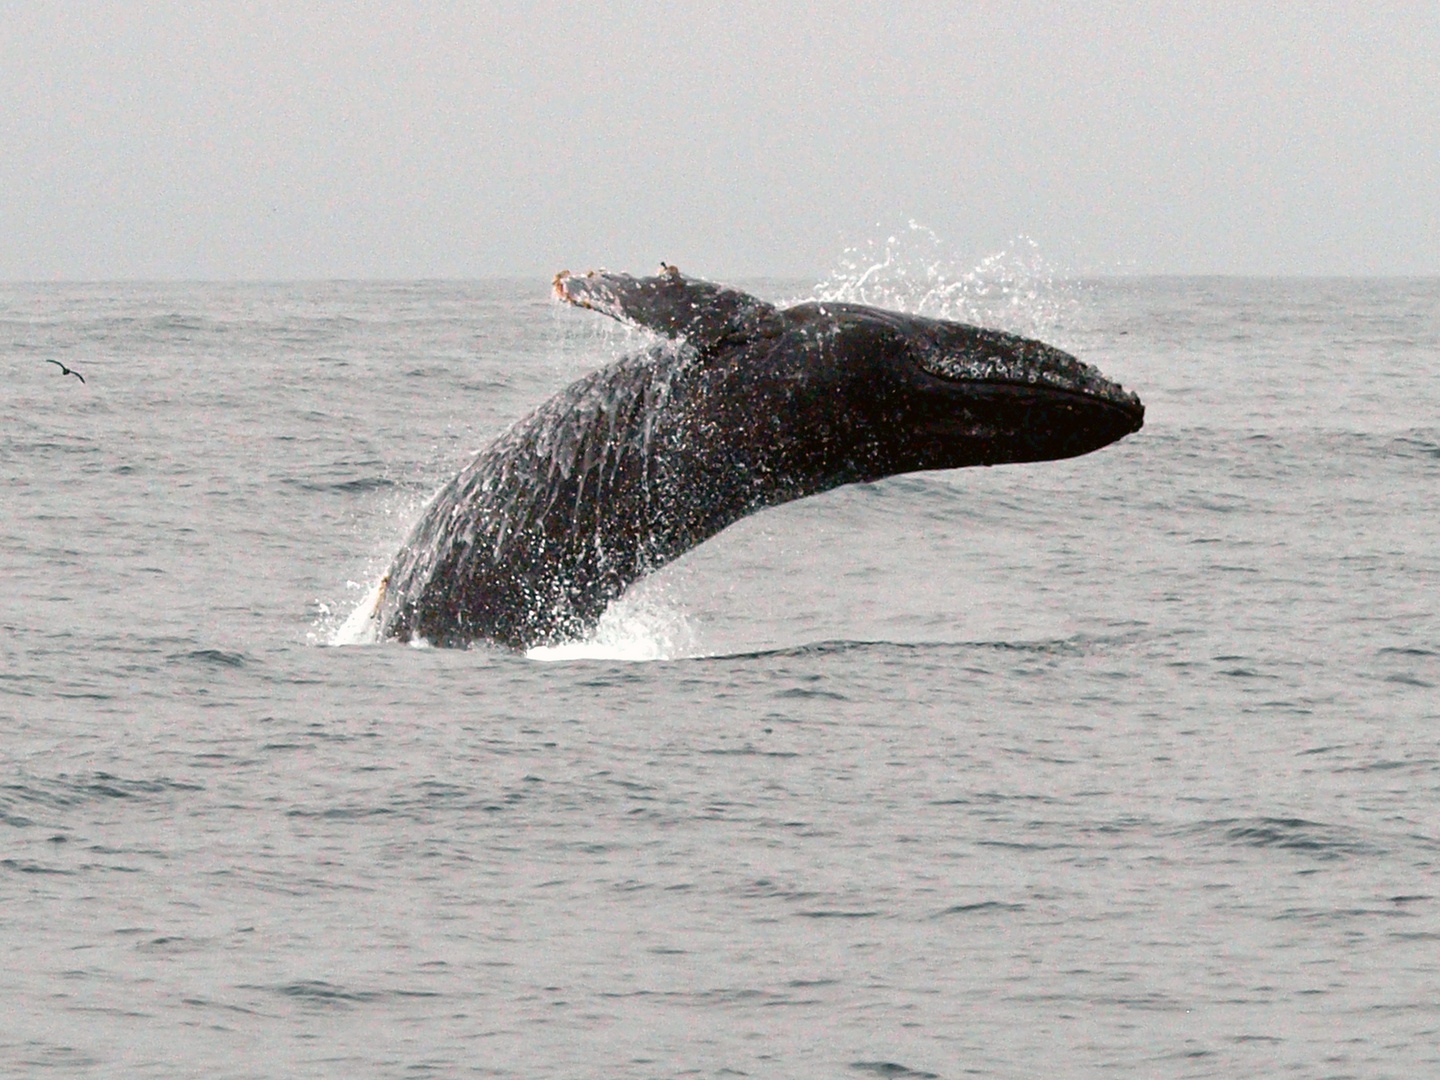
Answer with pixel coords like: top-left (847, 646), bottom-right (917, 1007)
top-left (4, 271), bottom-right (1439, 287)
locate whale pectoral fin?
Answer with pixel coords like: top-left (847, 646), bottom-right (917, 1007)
top-left (553, 267), bottom-right (781, 353)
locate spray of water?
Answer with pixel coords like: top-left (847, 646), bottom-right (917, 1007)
top-left (526, 576), bottom-right (700, 662)
top-left (331, 560), bottom-right (701, 660)
top-left (813, 221), bottom-right (1080, 341)
top-left (331, 577), bottom-right (385, 645)
top-left (326, 478), bottom-right (448, 647)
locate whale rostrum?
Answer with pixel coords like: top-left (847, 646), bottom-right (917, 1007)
top-left (370, 266), bottom-right (1144, 649)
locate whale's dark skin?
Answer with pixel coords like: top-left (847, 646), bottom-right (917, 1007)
top-left (373, 266), bottom-right (1144, 649)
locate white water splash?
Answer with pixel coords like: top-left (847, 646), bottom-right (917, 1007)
top-left (329, 571), bottom-right (699, 659)
top-left (813, 221), bottom-right (1080, 341)
top-left (526, 582), bottom-right (699, 663)
top-left (331, 578), bottom-right (385, 645)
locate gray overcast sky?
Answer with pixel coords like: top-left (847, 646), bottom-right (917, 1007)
top-left (2, 1), bottom-right (1437, 279)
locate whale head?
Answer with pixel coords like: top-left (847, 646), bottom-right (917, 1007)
top-left (777, 302), bottom-right (1143, 474)
top-left (905, 314), bottom-right (1144, 466)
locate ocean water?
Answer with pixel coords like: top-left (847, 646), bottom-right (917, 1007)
top-left (2, 275), bottom-right (1437, 1078)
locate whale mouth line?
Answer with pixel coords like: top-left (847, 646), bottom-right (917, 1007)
top-left (933, 377), bottom-right (1146, 427)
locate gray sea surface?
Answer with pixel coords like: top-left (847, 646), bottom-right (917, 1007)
top-left (2, 276), bottom-right (1438, 1078)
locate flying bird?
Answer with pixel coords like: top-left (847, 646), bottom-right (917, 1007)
top-left (46, 359), bottom-right (85, 384)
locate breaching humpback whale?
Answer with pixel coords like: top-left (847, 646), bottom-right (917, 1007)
top-left (370, 266), bottom-right (1143, 649)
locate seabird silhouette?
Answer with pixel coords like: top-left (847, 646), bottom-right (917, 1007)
top-left (46, 359), bottom-right (85, 384)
